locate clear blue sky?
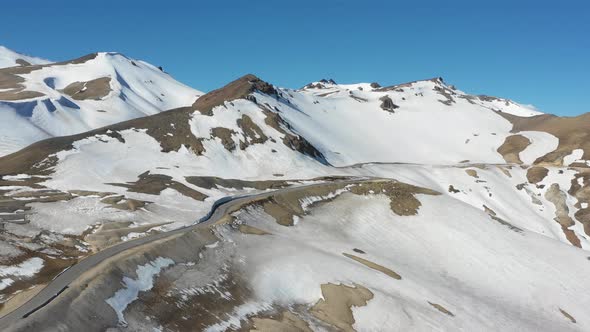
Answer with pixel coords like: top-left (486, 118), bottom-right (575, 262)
top-left (1, 0), bottom-right (588, 116)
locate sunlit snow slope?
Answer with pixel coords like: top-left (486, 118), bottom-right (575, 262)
top-left (0, 49), bottom-right (203, 156)
top-left (278, 78), bottom-right (545, 165)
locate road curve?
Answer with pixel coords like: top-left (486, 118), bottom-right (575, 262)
top-left (0, 178), bottom-right (369, 330)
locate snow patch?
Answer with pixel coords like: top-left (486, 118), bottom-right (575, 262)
top-left (0, 278), bottom-right (14, 291)
top-left (106, 257), bottom-right (174, 325)
top-left (563, 149), bottom-right (584, 166)
top-left (0, 257), bottom-right (44, 279)
top-left (518, 131), bottom-right (559, 164)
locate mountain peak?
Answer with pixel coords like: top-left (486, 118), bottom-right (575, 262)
top-left (191, 74), bottom-right (276, 115)
top-left (302, 78), bottom-right (338, 90)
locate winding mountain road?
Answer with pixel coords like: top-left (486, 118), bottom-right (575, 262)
top-left (0, 178), bottom-right (368, 330)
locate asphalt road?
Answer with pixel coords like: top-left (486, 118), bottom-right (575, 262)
top-left (0, 178), bottom-right (366, 330)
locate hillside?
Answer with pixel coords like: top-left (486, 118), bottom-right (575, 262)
top-left (0, 72), bottom-right (589, 331)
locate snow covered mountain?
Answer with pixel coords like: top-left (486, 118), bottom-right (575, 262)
top-left (0, 46), bottom-right (50, 69)
top-left (1, 71), bottom-right (590, 331)
top-left (285, 78), bottom-right (547, 165)
top-left (0, 48), bottom-right (203, 156)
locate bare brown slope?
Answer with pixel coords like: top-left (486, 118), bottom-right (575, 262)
top-left (499, 112), bottom-right (590, 164)
top-left (0, 74), bottom-right (324, 176)
top-left (497, 135), bottom-right (531, 164)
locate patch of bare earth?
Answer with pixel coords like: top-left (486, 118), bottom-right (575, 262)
top-left (60, 77), bottom-right (111, 100)
top-left (258, 197), bottom-right (302, 226)
top-left (14, 59), bottom-right (32, 66)
top-left (448, 185), bottom-right (460, 193)
top-left (191, 74), bottom-right (277, 116)
top-left (568, 171), bottom-right (590, 236)
top-left (559, 308), bottom-right (576, 323)
top-left (237, 224), bottom-right (272, 235)
top-left (108, 171), bottom-right (207, 201)
top-left (482, 205), bottom-right (523, 232)
top-left (185, 176), bottom-right (290, 190)
top-left (237, 114), bottom-right (268, 150)
top-left (545, 183), bottom-right (581, 247)
top-left (497, 135), bottom-right (531, 164)
top-left (428, 302), bottom-right (455, 317)
top-left (310, 283), bottom-right (374, 332)
top-left (465, 169), bottom-right (479, 178)
top-left (343, 253), bottom-right (401, 280)
top-left (210, 127), bottom-right (236, 151)
top-left (349, 181), bottom-right (440, 216)
top-left (249, 311), bottom-right (312, 332)
top-left (526, 166), bottom-right (549, 184)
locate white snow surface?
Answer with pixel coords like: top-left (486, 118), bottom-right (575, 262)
top-left (0, 103), bottom-right (52, 156)
top-left (0, 46), bottom-right (50, 69)
top-left (0, 278), bottom-right (14, 291)
top-left (267, 80), bottom-right (553, 166)
top-left (472, 96), bottom-right (543, 117)
top-left (563, 149), bottom-right (585, 166)
top-left (355, 163), bottom-right (589, 248)
top-left (225, 192), bottom-right (590, 331)
top-left (518, 131), bottom-right (560, 164)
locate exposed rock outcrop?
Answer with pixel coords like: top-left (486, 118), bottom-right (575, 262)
top-left (379, 95), bottom-right (399, 112)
